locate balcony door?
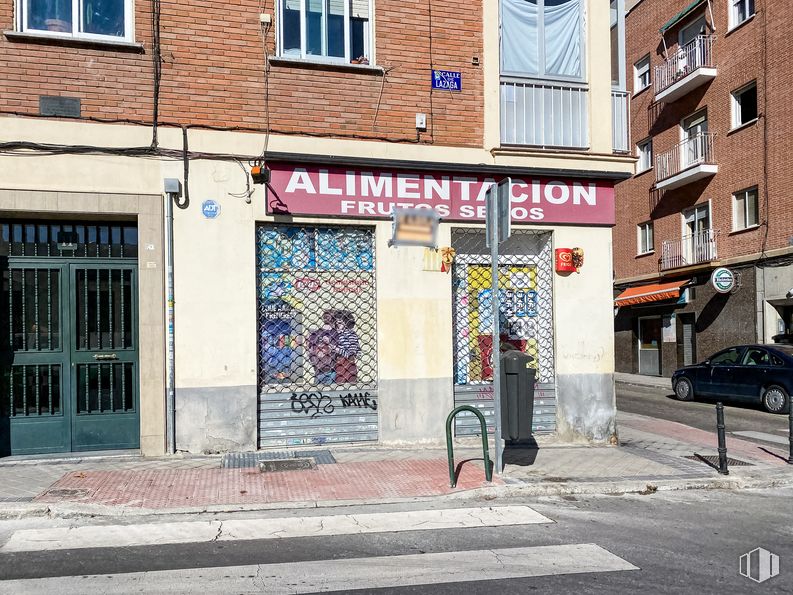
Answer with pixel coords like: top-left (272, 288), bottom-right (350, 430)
top-left (683, 204), bottom-right (712, 265)
top-left (678, 16), bottom-right (707, 71)
top-left (681, 111), bottom-right (708, 169)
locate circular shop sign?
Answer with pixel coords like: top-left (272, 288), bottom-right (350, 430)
top-left (711, 267), bottom-right (735, 294)
top-left (201, 200), bottom-right (221, 219)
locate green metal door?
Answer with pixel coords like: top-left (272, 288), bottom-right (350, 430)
top-left (69, 265), bottom-right (139, 451)
top-left (1, 221), bottom-right (140, 456)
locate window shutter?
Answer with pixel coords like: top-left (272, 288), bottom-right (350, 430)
top-left (352, 0), bottom-right (369, 18)
top-left (285, 0), bottom-right (301, 10)
top-left (329, 0), bottom-right (345, 15)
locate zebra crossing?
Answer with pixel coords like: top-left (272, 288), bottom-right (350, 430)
top-left (0, 505), bottom-right (639, 593)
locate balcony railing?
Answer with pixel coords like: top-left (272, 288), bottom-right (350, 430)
top-left (654, 35), bottom-right (716, 102)
top-left (501, 80), bottom-right (589, 149)
top-left (659, 229), bottom-right (718, 271)
top-left (612, 90), bottom-right (629, 153)
top-left (655, 132), bottom-right (716, 188)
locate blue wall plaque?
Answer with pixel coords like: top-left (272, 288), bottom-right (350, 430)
top-left (202, 200), bottom-right (221, 219)
top-left (431, 70), bottom-right (462, 92)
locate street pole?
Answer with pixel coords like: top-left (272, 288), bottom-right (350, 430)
top-left (788, 398), bottom-right (793, 465)
top-left (490, 191), bottom-right (503, 476)
top-left (716, 402), bottom-right (728, 475)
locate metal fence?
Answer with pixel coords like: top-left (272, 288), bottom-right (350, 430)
top-left (611, 90), bottom-right (629, 153)
top-left (256, 224), bottom-right (379, 448)
top-left (450, 228), bottom-right (556, 436)
top-left (659, 228), bottom-right (719, 271)
top-left (501, 79), bottom-right (589, 149)
top-left (654, 35), bottom-right (715, 96)
top-left (656, 132), bottom-right (716, 182)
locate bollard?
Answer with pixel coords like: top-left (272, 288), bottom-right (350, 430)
top-left (716, 402), bottom-right (729, 475)
top-left (788, 398), bottom-right (793, 465)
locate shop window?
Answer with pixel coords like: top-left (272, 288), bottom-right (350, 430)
top-left (279, 0), bottom-right (371, 64)
top-left (731, 82), bottom-right (758, 129)
top-left (637, 221), bottom-right (654, 255)
top-left (733, 187), bottom-right (759, 231)
top-left (501, 0), bottom-right (584, 80)
top-left (634, 55), bottom-right (650, 93)
top-left (19, 0), bottom-right (132, 40)
top-left (729, 0), bottom-right (755, 29)
top-left (636, 138), bottom-right (653, 173)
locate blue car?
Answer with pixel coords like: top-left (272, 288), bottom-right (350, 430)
top-left (672, 344), bottom-right (793, 414)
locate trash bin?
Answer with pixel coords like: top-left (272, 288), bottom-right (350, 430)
top-left (499, 350), bottom-right (536, 442)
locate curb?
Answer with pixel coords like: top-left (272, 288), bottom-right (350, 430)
top-left (4, 472), bottom-right (793, 521)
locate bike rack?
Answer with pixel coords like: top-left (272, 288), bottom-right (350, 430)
top-left (445, 405), bottom-right (493, 488)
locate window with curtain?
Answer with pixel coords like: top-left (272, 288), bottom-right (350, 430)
top-left (280, 0), bottom-right (371, 63)
top-left (21, 0), bottom-right (131, 40)
top-left (501, 0), bottom-right (583, 79)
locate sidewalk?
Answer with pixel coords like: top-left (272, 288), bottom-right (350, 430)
top-left (2, 410), bottom-right (792, 519)
top-left (615, 372), bottom-right (672, 391)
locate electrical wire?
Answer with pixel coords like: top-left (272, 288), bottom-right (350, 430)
top-left (151, 0), bottom-right (162, 148)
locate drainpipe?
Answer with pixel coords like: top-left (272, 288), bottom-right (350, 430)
top-left (163, 179), bottom-right (181, 454)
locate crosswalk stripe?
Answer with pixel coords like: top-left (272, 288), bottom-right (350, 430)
top-left (1, 506), bottom-right (553, 553)
top-left (0, 544), bottom-right (638, 594)
top-left (732, 430), bottom-right (789, 445)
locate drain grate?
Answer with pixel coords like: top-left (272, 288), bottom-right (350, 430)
top-left (221, 449), bottom-right (335, 469)
top-left (684, 455), bottom-right (754, 467)
top-left (43, 488), bottom-right (91, 498)
top-left (259, 459), bottom-right (316, 473)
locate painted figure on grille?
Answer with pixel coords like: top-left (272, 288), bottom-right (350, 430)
top-left (333, 311), bottom-right (360, 383)
top-left (261, 301), bottom-right (299, 383)
top-left (308, 310), bottom-right (338, 385)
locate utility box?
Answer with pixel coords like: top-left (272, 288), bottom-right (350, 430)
top-left (499, 350), bottom-right (536, 442)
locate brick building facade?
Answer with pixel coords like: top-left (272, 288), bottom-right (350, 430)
top-left (0, 0), bottom-right (633, 457)
top-left (614, 0), bottom-right (793, 377)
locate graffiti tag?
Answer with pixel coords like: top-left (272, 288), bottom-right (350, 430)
top-left (290, 392), bottom-right (335, 418)
top-left (289, 391), bottom-right (379, 417)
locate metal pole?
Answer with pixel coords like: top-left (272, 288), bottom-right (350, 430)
top-left (490, 192), bottom-right (503, 475)
top-left (788, 398), bottom-right (793, 464)
top-left (716, 402), bottom-right (728, 475)
top-left (164, 192), bottom-right (176, 455)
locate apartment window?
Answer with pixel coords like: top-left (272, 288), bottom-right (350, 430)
top-left (19, 0), bottom-right (132, 40)
top-left (501, 0), bottom-right (584, 80)
top-left (633, 55), bottom-right (650, 92)
top-left (637, 222), bottom-right (654, 255)
top-left (637, 139), bottom-right (653, 173)
top-left (733, 187), bottom-right (759, 230)
top-left (731, 82), bottom-right (758, 128)
top-left (279, 0), bottom-right (371, 63)
top-left (729, 0), bottom-right (755, 29)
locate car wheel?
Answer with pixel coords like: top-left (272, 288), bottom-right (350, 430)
top-left (674, 377), bottom-right (694, 401)
top-left (762, 385), bottom-right (789, 414)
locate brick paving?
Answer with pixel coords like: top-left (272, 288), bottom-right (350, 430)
top-left (1, 410), bottom-right (790, 511)
top-left (33, 460), bottom-right (498, 509)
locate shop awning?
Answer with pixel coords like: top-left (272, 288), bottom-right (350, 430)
top-left (615, 280), bottom-right (691, 308)
top-left (659, 0), bottom-right (706, 33)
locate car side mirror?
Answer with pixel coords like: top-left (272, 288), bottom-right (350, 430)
top-left (703, 360), bottom-right (710, 366)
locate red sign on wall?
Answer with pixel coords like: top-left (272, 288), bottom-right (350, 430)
top-left (266, 164), bottom-right (616, 226)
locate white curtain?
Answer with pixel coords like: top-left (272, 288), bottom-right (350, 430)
top-left (501, 0), bottom-right (581, 78)
top-left (544, 0), bottom-right (581, 77)
top-left (501, 0), bottom-right (539, 75)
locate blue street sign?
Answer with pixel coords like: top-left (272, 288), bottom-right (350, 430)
top-left (431, 70), bottom-right (462, 92)
top-left (201, 200), bottom-right (221, 219)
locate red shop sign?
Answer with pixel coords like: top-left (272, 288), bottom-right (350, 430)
top-left (266, 164), bottom-right (616, 226)
top-left (555, 248), bottom-right (576, 272)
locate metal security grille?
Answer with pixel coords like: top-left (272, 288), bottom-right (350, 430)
top-left (451, 228), bottom-right (556, 436)
top-left (0, 221), bottom-right (138, 258)
top-left (256, 225), bottom-right (378, 448)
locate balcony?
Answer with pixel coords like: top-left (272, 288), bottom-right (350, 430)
top-left (654, 36), bottom-right (716, 103)
top-left (501, 80), bottom-right (589, 149)
top-left (659, 229), bottom-right (719, 271)
top-left (655, 132), bottom-right (717, 191)
top-left (612, 90), bottom-right (629, 153)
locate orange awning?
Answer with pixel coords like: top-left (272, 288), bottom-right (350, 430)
top-left (615, 280), bottom-right (690, 307)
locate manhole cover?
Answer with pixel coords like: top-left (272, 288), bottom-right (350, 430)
top-left (684, 455), bottom-right (754, 467)
top-left (259, 459), bottom-right (316, 473)
top-left (221, 450), bottom-right (335, 468)
top-left (43, 488), bottom-right (91, 498)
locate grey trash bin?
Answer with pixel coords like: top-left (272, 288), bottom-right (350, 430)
top-left (499, 350), bottom-right (536, 442)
